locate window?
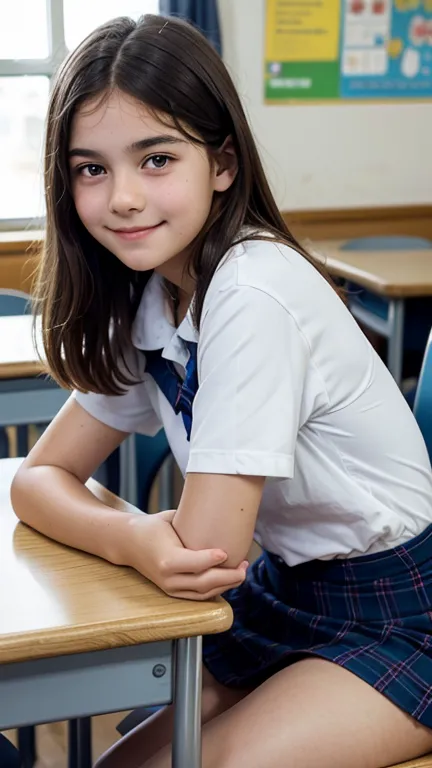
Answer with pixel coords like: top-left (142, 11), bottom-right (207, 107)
top-left (0, 0), bottom-right (159, 229)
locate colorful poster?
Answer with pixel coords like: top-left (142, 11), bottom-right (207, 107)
top-left (265, 0), bottom-right (432, 101)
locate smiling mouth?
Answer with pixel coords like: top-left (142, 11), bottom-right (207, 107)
top-left (108, 222), bottom-right (164, 240)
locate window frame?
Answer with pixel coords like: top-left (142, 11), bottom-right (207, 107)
top-left (0, 0), bottom-right (67, 231)
top-left (0, 0), bottom-right (160, 232)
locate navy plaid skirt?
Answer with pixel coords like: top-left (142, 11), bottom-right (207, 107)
top-left (203, 523), bottom-right (432, 728)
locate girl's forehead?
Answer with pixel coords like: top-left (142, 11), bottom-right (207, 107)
top-left (70, 90), bottom-right (179, 142)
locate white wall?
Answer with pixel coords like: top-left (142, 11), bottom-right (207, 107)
top-left (218, 0), bottom-right (431, 211)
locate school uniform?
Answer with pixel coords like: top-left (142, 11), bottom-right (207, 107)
top-left (74, 237), bottom-right (432, 727)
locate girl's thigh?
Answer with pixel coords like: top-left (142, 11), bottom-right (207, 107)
top-left (95, 666), bottom-right (252, 768)
top-left (144, 657), bottom-right (432, 768)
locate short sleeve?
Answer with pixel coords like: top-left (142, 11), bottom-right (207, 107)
top-left (73, 349), bottom-right (162, 436)
top-left (187, 284), bottom-right (310, 477)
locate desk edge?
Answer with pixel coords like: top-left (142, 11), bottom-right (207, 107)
top-left (0, 600), bottom-right (233, 665)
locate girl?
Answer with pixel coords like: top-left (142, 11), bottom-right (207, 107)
top-left (11, 14), bottom-right (432, 768)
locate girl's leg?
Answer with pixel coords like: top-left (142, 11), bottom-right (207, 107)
top-left (143, 657), bottom-right (432, 768)
top-left (95, 667), bottom-right (252, 768)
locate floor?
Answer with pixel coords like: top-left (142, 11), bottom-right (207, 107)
top-left (3, 712), bottom-right (124, 767)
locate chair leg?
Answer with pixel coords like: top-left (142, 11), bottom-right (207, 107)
top-left (78, 717), bottom-right (92, 768)
top-left (0, 427), bottom-right (9, 459)
top-left (117, 706), bottom-right (163, 736)
top-left (68, 717), bottom-right (92, 768)
top-left (16, 425), bottom-right (28, 456)
top-left (17, 725), bottom-right (37, 768)
top-left (68, 719), bottom-right (78, 768)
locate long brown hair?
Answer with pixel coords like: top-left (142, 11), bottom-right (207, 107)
top-left (37, 13), bottom-right (334, 395)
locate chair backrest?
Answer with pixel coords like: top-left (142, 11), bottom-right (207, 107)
top-left (341, 236), bottom-right (432, 252)
top-left (135, 432), bottom-right (171, 511)
top-left (0, 290), bottom-right (31, 316)
top-left (413, 329), bottom-right (432, 461)
top-left (99, 432), bottom-right (172, 511)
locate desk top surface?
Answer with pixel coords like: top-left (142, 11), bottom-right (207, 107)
top-left (311, 241), bottom-right (432, 297)
top-left (0, 315), bottom-right (46, 380)
top-left (0, 458), bottom-right (232, 665)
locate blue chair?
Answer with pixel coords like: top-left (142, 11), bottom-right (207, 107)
top-left (0, 289), bottom-right (31, 316)
top-left (413, 329), bottom-right (432, 461)
top-left (0, 291), bottom-right (32, 459)
top-left (342, 236), bottom-right (432, 385)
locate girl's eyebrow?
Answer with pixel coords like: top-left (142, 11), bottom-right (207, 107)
top-left (68, 135), bottom-right (186, 159)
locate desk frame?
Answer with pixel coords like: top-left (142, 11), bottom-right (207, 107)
top-left (0, 637), bottom-right (202, 768)
top-left (349, 297), bottom-right (405, 385)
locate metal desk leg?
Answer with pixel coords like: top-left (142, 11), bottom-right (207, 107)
top-left (387, 299), bottom-right (405, 386)
top-left (172, 636), bottom-right (202, 768)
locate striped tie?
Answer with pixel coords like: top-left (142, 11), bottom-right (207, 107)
top-left (144, 341), bottom-right (198, 441)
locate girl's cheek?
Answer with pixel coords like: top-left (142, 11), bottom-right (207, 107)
top-left (74, 190), bottom-right (102, 224)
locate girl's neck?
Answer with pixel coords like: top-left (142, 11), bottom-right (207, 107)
top-left (155, 254), bottom-right (195, 328)
top-left (162, 278), bottom-right (193, 328)
top-left (154, 245), bottom-right (195, 289)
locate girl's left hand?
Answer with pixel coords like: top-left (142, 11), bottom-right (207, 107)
top-left (124, 509), bottom-right (249, 601)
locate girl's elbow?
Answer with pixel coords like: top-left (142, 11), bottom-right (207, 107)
top-left (10, 466), bottom-right (35, 524)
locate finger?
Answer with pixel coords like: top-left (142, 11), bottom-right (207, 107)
top-left (169, 548), bottom-right (229, 574)
top-left (167, 566), bottom-right (246, 594)
top-left (169, 581), bottom-right (244, 601)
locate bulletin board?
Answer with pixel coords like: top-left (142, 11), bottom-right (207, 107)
top-left (265, 0), bottom-right (432, 101)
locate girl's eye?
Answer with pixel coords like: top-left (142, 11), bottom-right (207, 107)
top-left (145, 155), bottom-right (170, 170)
top-left (77, 164), bottom-right (106, 177)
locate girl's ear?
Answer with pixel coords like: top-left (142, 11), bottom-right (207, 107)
top-left (212, 136), bottom-right (238, 193)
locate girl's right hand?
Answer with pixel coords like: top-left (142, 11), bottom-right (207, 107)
top-left (125, 510), bottom-right (249, 601)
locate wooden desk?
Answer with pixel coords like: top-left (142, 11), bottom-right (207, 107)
top-left (312, 240), bottom-right (432, 298)
top-left (0, 457), bottom-right (232, 767)
top-left (0, 315), bottom-right (46, 380)
top-left (311, 240), bottom-right (432, 384)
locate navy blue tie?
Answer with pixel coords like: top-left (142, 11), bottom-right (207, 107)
top-left (144, 341), bottom-right (198, 441)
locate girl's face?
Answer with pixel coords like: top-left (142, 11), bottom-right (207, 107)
top-left (69, 90), bottom-right (235, 287)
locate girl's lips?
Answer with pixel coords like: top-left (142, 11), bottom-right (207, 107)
top-left (109, 222), bottom-right (164, 241)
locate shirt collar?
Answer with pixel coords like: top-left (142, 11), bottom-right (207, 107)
top-left (131, 272), bottom-right (198, 366)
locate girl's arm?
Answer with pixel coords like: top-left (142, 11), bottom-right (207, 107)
top-left (11, 399), bottom-right (248, 600)
top-left (170, 266), bottom-right (312, 566)
top-left (11, 397), bottom-right (132, 564)
top-left (172, 473), bottom-right (265, 568)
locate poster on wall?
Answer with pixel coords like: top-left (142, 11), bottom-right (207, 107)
top-left (265, 0), bottom-right (432, 101)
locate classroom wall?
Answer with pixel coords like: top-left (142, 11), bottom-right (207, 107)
top-left (218, 0), bottom-right (432, 212)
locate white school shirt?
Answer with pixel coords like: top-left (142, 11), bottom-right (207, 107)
top-left (74, 238), bottom-right (432, 566)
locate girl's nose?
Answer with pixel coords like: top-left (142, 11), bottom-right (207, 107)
top-left (108, 173), bottom-right (146, 215)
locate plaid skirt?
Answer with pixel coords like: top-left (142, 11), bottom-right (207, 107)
top-left (203, 523), bottom-right (432, 728)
